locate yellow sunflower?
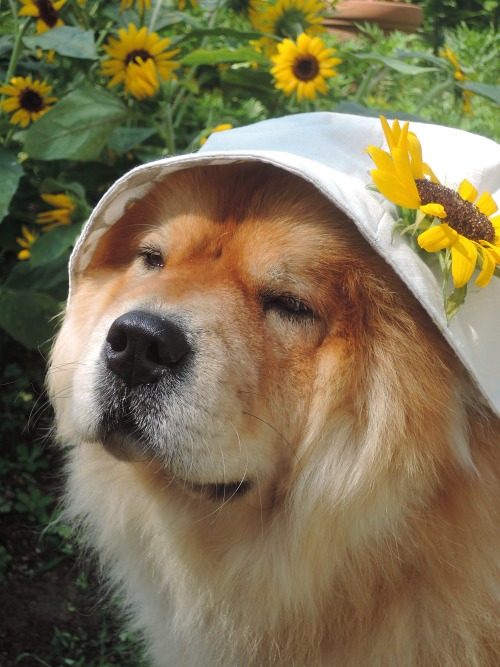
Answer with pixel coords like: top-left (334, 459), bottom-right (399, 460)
top-left (36, 193), bottom-right (75, 231)
top-left (16, 226), bottom-right (38, 260)
top-left (120, 0), bottom-right (151, 12)
top-left (0, 76), bottom-right (57, 128)
top-left (102, 23), bottom-right (180, 100)
top-left (271, 33), bottom-right (341, 102)
top-left (252, 0), bottom-right (326, 56)
top-left (19, 0), bottom-right (65, 33)
top-left (366, 117), bottom-right (500, 290)
top-left (439, 46), bottom-right (474, 115)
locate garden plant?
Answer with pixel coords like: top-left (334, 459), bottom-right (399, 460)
top-left (0, 0), bottom-right (499, 664)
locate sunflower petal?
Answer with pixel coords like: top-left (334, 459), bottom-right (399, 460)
top-left (450, 236), bottom-right (477, 288)
top-left (475, 191), bottom-right (498, 218)
top-left (420, 203), bottom-right (446, 219)
top-left (475, 247), bottom-right (496, 288)
top-left (458, 179), bottom-right (478, 204)
top-left (418, 223), bottom-right (457, 252)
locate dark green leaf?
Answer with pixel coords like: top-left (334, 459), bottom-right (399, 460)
top-left (29, 224), bottom-right (82, 267)
top-left (0, 149), bottom-right (23, 223)
top-left (458, 81), bottom-right (500, 105)
top-left (176, 27), bottom-right (264, 46)
top-left (3, 254), bottom-right (69, 292)
top-left (182, 47), bottom-right (268, 67)
top-left (24, 88), bottom-right (129, 161)
top-left (23, 27), bottom-right (99, 60)
top-left (40, 178), bottom-right (87, 201)
top-left (220, 69), bottom-right (274, 96)
top-left (396, 50), bottom-right (447, 68)
top-left (107, 127), bottom-right (157, 152)
top-left (0, 287), bottom-right (61, 350)
top-left (353, 53), bottom-right (438, 75)
top-left (445, 285), bottom-right (467, 324)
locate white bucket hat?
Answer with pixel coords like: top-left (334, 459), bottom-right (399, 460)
top-left (69, 112), bottom-right (500, 417)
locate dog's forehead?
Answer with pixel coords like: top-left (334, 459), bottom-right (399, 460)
top-left (69, 112), bottom-right (500, 418)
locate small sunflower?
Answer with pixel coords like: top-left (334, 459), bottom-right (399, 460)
top-left (120, 0), bottom-right (151, 12)
top-left (366, 117), bottom-right (500, 307)
top-left (102, 23), bottom-right (180, 100)
top-left (0, 76), bottom-right (57, 128)
top-left (16, 226), bottom-right (38, 260)
top-left (19, 0), bottom-right (66, 33)
top-left (252, 0), bottom-right (326, 56)
top-left (271, 33), bottom-right (341, 102)
top-left (36, 193), bottom-right (75, 231)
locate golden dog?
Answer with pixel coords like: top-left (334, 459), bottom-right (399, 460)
top-left (49, 163), bottom-right (500, 666)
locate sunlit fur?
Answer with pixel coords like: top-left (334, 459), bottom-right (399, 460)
top-left (49, 164), bottom-right (500, 666)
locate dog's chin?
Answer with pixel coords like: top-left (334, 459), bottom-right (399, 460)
top-left (100, 427), bottom-right (251, 502)
top-left (100, 426), bottom-right (155, 462)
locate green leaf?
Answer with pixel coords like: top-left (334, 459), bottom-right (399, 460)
top-left (3, 254), bottom-right (69, 292)
top-left (107, 126), bottom-right (157, 153)
top-left (0, 149), bottom-right (23, 223)
top-left (220, 69), bottom-right (274, 96)
top-left (0, 287), bottom-right (61, 350)
top-left (458, 81), bottom-right (500, 105)
top-left (396, 50), bottom-right (447, 68)
top-left (29, 223), bottom-right (82, 268)
top-left (445, 285), bottom-right (467, 324)
top-left (24, 88), bottom-right (129, 161)
top-left (182, 47), bottom-right (268, 67)
top-left (176, 27), bottom-right (264, 46)
top-left (353, 53), bottom-right (438, 76)
top-left (23, 27), bottom-right (99, 60)
top-left (40, 178), bottom-right (87, 201)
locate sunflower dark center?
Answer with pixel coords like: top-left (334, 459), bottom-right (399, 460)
top-left (292, 55), bottom-right (319, 81)
top-left (415, 178), bottom-right (494, 243)
top-left (35, 0), bottom-right (59, 28)
top-left (125, 49), bottom-right (152, 65)
top-left (19, 88), bottom-right (45, 112)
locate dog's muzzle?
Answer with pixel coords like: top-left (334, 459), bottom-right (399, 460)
top-left (96, 310), bottom-right (193, 461)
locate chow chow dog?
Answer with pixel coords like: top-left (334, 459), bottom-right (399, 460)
top-left (48, 116), bottom-right (500, 666)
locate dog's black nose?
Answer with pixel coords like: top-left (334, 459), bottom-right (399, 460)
top-left (105, 311), bottom-right (191, 387)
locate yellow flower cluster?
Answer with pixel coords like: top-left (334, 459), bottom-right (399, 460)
top-left (366, 117), bottom-right (500, 315)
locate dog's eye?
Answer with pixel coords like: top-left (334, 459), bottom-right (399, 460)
top-left (140, 247), bottom-right (164, 269)
top-left (262, 293), bottom-right (315, 321)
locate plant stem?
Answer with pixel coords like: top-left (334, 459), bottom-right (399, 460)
top-left (5, 15), bottom-right (31, 85)
top-left (171, 0), bottom-right (224, 129)
top-left (414, 77), bottom-right (452, 114)
top-left (352, 65), bottom-right (378, 105)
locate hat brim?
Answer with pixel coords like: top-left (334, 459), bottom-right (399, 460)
top-left (69, 112), bottom-right (500, 418)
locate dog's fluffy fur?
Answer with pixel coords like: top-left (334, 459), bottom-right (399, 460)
top-left (49, 164), bottom-right (500, 666)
